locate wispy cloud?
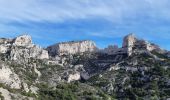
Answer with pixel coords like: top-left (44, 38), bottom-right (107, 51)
top-left (0, 0), bottom-right (169, 23)
top-left (0, 0), bottom-right (170, 49)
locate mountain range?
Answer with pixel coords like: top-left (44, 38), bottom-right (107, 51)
top-left (0, 33), bottom-right (170, 100)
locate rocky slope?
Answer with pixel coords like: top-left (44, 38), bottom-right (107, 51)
top-left (0, 34), bottom-right (170, 100)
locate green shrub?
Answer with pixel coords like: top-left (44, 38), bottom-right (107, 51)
top-left (21, 90), bottom-right (36, 97)
top-left (0, 92), bottom-right (4, 100)
top-left (37, 83), bottom-right (78, 100)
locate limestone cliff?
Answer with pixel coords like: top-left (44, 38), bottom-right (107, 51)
top-left (47, 40), bottom-right (97, 56)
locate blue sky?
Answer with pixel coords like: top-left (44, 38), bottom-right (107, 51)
top-left (0, 0), bottom-right (170, 49)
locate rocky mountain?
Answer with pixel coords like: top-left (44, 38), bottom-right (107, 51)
top-left (0, 33), bottom-right (170, 100)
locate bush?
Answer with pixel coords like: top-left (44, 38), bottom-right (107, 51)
top-left (37, 83), bottom-right (77, 100)
top-left (21, 90), bottom-right (36, 97)
top-left (0, 92), bottom-right (4, 100)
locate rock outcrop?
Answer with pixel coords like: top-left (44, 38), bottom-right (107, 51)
top-left (13, 35), bottom-right (32, 47)
top-left (122, 33), bottom-right (137, 56)
top-left (67, 72), bottom-right (81, 83)
top-left (0, 63), bottom-right (21, 89)
top-left (0, 38), bottom-right (12, 54)
top-left (47, 40), bottom-right (97, 56)
top-left (98, 33), bottom-right (158, 56)
top-left (122, 34), bottom-right (161, 56)
top-left (0, 34), bottom-right (49, 61)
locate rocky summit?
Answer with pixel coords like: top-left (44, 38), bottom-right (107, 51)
top-left (0, 33), bottom-right (170, 100)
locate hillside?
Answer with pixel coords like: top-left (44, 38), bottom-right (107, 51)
top-left (0, 34), bottom-right (170, 100)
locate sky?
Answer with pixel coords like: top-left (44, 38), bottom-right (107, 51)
top-left (0, 0), bottom-right (170, 49)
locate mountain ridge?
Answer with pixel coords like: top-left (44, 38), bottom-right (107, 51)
top-left (0, 33), bottom-right (170, 100)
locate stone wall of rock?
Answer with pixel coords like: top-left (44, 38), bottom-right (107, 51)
top-left (47, 40), bottom-right (97, 56)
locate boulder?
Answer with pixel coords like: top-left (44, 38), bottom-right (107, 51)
top-left (67, 72), bottom-right (81, 83)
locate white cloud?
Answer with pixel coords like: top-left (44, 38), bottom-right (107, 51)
top-left (0, 0), bottom-right (169, 23)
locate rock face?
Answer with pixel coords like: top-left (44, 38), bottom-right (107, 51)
top-left (47, 40), bottom-right (97, 56)
top-left (122, 34), bottom-right (137, 56)
top-left (0, 34), bottom-right (49, 61)
top-left (0, 38), bottom-right (12, 54)
top-left (13, 35), bottom-right (32, 47)
top-left (0, 63), bottom-right (21, 89)
top-left (122, 34), bottom-right (160, 56)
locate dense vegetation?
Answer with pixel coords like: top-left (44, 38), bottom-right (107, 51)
top-left (37, 82), bottom-right (114, 100)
